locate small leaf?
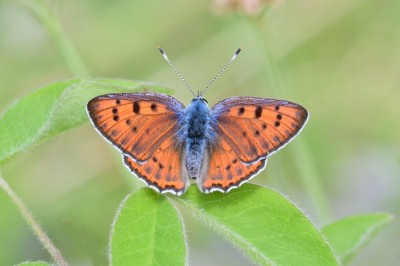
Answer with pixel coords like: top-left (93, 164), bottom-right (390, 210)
top-left (0, 79), bottom-right (173, 164)
top-left (322, 213), bottom-right (393, 264)
top-left (176, 184), bottom-right (339, 266)
top-left (16, 261), bottom-right (51, 266)
top-left (110, 188), bottom-right (186, 266)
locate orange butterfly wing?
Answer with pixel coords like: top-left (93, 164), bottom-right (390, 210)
top-left (87, 92), bottom-right (190, 194)
top-left (87, 92), bottom-right (184, 162)
top-left (199, 96), bottom-right (308, 193)
top-left (211, 97), bottom-right (309, 163)
top-left (199, 135), bottom-right (267, 193)
top-left (123, 138), bottom-right (189, 195)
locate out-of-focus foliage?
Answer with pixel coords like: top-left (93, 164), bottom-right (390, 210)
top-left (0, 0), bottom-right (399, 265)
top-left (322, 213), bottom-right (394, 264)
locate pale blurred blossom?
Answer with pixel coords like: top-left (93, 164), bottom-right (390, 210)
top-left (212, 0), bottom-right (283, 16)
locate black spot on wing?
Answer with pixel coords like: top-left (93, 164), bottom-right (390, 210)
top-left (133, 102), bottom-right (140, 114)
top-left (164, 184), bottom-right (177, 190)
top-left (227, 173), bottom-right (233, 181)
top-left (110, 130), bottom-right (118, 137)
top-left (145, 167), bottom-right (152, 174)
top-left (255, 106), bottom-right (262, 118)
top-left (262, 141), bottom-right (269, 149)
top-left (250, 145), bottom-right (257, 154)
top-left (155, 173), bottom-right (161, 180)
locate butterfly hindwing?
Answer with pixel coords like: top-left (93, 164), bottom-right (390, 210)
top-left (211, 96), bottom-right (309, 163)
top-left (199, 136), bottom-right (267, 193)
top-left (123, 137), bottom-right (190, 195)
top-left (87, 92), bottom-right (184, 162)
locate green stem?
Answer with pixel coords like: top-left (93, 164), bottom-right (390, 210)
top-left (0, 175), bottom-right (68, 266)
top-left (20, 0), bottom-right (90, 78)
top-left (246, 16), bottom-right (331, 223)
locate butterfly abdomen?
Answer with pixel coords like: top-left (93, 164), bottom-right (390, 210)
top-left (182, 99), bottom-right (214, 178)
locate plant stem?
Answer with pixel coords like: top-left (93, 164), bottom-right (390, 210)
top-left (20, 0), bottom-right (90, 78)
top-left (246, 16), bottom-right (331, 223)
top-left (0, 175), bottom-right (68, 266)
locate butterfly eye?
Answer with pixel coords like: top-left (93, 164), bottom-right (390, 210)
top-left (201, 98), bottom-right (208, 104)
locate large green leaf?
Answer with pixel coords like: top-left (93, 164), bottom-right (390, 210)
top-left (322, 213), bottom-right (393, 264)
top-left (110, 188), bottom-right (186, 266)
top-left (0, 79), bottom-right (172, 164)
top-left (176, 184), bottom-right (339, 266)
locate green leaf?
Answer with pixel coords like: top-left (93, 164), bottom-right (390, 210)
top-left (176, 184), bottom-right (339, 266)
top-left (110, 188), bottom-right (186, 266)
top-left (0, 78), bottom-right (173, 164)
top-left (322, 213), bottom-right (393, 264)
top-left (16, 262), bottom-right (51, 266)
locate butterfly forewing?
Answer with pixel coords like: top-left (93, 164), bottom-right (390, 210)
top-left (87, 92), bottom-right (184, 162)
top-left (211, 97), bottom-right (308, 163)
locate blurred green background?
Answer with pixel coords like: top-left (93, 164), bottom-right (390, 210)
top-left (0, 0), bottom-right (399, 265)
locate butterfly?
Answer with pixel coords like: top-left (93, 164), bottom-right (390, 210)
top-left (87, 48), bottom-right (308, 195)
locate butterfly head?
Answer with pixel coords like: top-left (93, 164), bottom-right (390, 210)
top-left (191, 96), bottom-right (208, 107)
top-left (194, 92), bottom-right (208, 103)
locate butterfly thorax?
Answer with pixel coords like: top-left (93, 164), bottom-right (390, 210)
top-left (180, 98), bottom-right (214, 179)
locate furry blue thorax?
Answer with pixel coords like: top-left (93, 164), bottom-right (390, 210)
top-left (177, 98), bottom-right (215, 178)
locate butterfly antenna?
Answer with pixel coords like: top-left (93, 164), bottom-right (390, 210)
top-left (158, 46), bottom-right (196, 97)
top-left (200, 48), bottom-right (241, 97)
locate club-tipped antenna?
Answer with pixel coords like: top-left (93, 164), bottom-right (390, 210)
top-left (158, 46), bottom-right (196, 97)
top-left (200, 48), bottom-right (241, 97)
